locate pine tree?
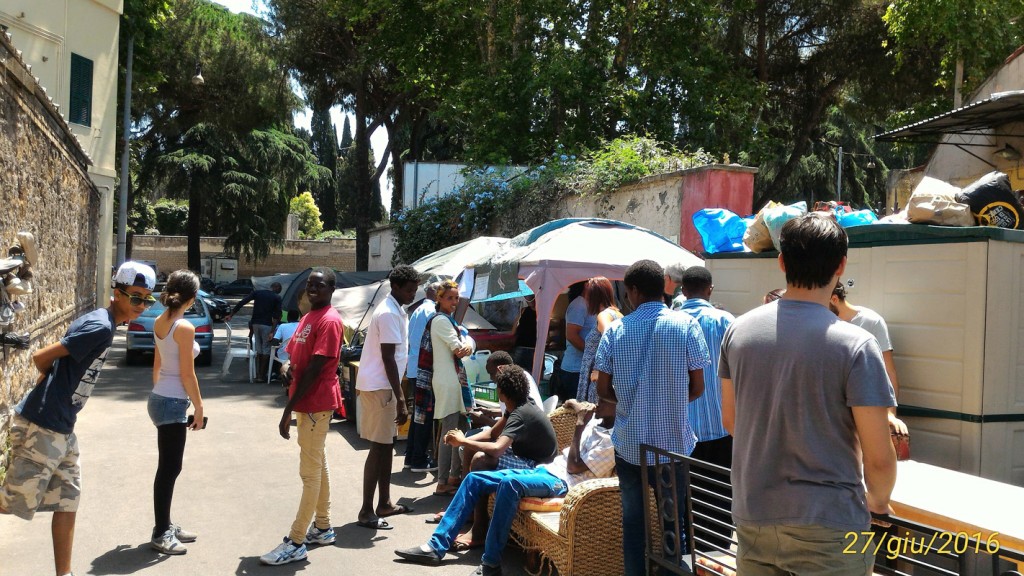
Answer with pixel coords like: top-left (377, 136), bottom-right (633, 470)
top-left (309, 106), bottom-right (339, 230)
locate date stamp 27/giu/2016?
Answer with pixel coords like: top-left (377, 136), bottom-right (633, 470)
top-left (844, 530), bottom-right (1002, 560)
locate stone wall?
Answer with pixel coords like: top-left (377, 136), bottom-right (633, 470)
top-left (0, 31), bottom-right (99, 474)
top-left (125, 235), bottom-right (358, 278)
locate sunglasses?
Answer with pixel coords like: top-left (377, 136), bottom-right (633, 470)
top-left (118, 288), bottom-right (157, 308)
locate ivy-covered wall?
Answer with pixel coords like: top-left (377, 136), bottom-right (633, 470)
top-left (390, 137), bottom-right (717, 265)
top-left (0, 33), bottom-right (99, 478)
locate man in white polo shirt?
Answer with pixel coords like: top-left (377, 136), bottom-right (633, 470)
top-left (355, 265), bottom-right (420, 529)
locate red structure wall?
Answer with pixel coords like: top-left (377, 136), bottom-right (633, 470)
top-left (678, 165), bottom-right (757, 255)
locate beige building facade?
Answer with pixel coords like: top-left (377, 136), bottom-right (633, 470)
top-left (0, 0), bottom-right (123, 304)
top-left (924, 47), bottom-right (1024, 189)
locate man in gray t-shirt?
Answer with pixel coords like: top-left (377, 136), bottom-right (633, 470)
top-left (720, 213), bottom-right (897, 576)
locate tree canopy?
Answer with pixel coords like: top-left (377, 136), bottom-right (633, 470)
top-left (120, 0), bottom-right (326, 269)
top-left (122, 0), bottom-right (1024, 269)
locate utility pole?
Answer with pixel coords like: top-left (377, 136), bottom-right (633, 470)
top-left (116, 35), bottom-right (134, 266)
top-left (836, 145), bottom-right (843, 202)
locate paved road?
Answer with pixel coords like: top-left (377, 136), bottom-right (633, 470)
top-left (0, 322), bottom-right (529, 576)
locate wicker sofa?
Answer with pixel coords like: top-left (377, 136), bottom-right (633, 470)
top-left (497, 406), bottom-right (660, 576)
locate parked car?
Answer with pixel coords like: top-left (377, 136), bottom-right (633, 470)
top-left (214, 278), bottom-right (254, 296)
top-left (199, 289), bottom-right (230, 322)
top-left (199, 276), bottom-right (216, 293)
top-left (126, 295), bottom-right (214, 366)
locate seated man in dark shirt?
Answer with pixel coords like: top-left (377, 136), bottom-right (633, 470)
top-left (397, 376), bottom-right (616, 576)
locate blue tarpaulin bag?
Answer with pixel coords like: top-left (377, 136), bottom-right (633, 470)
top-left (692, 208), bottom-right (747, 254)
top-left (838, 209), bottom-right (878, 228)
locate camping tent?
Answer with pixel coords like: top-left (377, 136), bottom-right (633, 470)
top-left (261, 269), bottom-right (390, 315)
top-left (466, 218), bottom-right (704, 380)
top-left (332, 281), bottom-right (495, 336)
top-left (410, 236), bottom-right (508, 279)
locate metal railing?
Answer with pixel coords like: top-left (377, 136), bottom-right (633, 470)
top-left (639, 444), bottom-right (1024, 576)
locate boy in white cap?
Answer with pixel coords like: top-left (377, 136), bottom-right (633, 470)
top-left (0, 261), bottom-right (156, 576)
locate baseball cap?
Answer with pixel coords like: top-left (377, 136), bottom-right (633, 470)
top-left (113, 261), bottom-right (157, 291)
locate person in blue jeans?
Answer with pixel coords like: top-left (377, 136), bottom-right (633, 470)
top-left (595, 259), bottom-right (710, 576)
top-left (395, 380), bottom-right (616, 576)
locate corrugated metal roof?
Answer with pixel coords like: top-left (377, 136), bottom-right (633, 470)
top-left (875, 90), bottom-right (1024, 142)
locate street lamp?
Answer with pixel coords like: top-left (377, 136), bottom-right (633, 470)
top-left (820, 140), bottom-right (877, 202)
top-left (191, 62), bottom-right (204, 86)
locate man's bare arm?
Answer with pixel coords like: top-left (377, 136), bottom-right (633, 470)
top-left (852, 405), bottom-right (897, 515)
top-left (688, 368), bottom-right (705, 400)
top-left (721, 378), bottom-right (735, 435)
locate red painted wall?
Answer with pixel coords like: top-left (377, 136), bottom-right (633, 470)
top-left (678, 165), bottom-right (757, 255)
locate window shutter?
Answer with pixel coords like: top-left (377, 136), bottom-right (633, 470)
top-left (69, 53), bottom-right (93, 126)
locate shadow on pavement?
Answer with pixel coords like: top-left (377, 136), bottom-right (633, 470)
top-left (89, 543), bottom-right (170, 574)
top-left (234, 555), bottom-right (309, 575)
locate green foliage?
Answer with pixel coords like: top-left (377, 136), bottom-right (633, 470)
top-left (309, 107), bottom-right (338, 229)
top-left (391, 137), bottom-right (712, 264)
top-left (884, 0), bottom-right (1024, 98)
top-left (315, 229), bottom-right (355, 240)
top-left (154, 198), bottom-right (189, 235)
top-left (129, 196), bottom-right (158, 235)
top-left (124, 0), bottom-right (326, 268)
top-left (290, 191), bottom-right (324, 239)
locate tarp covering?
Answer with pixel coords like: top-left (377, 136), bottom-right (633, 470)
top-left (468, 218), bottom-right (704, 379)
top-left (332, 280), bottom-right (495, 336)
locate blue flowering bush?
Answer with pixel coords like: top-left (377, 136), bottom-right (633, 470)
top-left (391, 137), bottom-right (713, 264)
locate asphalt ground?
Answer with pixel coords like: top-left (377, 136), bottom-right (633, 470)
top-left (0, 311), bottom-right (531, 576)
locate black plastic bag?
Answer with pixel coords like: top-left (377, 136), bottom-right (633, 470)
top-left (955, 171), bottom-right (1024, 229)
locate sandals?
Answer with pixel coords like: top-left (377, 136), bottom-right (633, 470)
top-left (452, 537), bottom-right (483, 551)
top-left (377, 504), bottom-right (413, 518)
top-left (432, 485), bottom-right (458, 497)
top-left (356, 518), bottom-right (393, 530)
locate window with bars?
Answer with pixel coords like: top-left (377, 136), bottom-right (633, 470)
top-left (69, 53), bottom-right (93, 126)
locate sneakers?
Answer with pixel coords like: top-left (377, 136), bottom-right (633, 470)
top-left (171, 524), bottom-right (197, 543)
top-left (470, 564), bottom-right (503, 576)
top-left (410, 461), bottom-right (438, 473)
top-left (305, 525), bottom-right (336, 546)
top-left (260, 537), bottom-right (308, 566)
top-left (151, 528), bottom-right (187, 555)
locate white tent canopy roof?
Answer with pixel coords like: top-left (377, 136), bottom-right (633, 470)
top-left (468, 218), bottom-right (703, 379)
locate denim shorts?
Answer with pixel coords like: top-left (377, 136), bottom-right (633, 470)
top-left (148, 393), bottom-right (190, 427)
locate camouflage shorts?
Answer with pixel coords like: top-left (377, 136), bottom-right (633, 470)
top-left (0, 414), bottom-right (81, 520)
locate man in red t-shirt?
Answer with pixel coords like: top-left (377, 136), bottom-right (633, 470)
top-left (260, 268), bottom-right (343, 566)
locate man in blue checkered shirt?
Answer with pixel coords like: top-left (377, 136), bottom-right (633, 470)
top-left (595, 259), bottom-right (710, 576)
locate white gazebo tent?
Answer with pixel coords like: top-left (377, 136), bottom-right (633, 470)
top-left (465, 219), bottom-right (704, 380)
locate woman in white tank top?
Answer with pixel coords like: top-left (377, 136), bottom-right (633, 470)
top-left (146, 270), bottom-right (205, 556)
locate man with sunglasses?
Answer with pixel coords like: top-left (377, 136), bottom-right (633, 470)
top-left (0, 261), bottom-right (156, 576)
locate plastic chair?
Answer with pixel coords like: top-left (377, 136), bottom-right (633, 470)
top-left (542, 395), bottom-right (559, 414)
top-left (220, 322), bottom-right (254, 383)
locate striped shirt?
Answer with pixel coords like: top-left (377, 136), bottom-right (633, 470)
top-left (594, 301), bottom-right (710, 465)
top-left (678, 298), bottom-right (734, 442)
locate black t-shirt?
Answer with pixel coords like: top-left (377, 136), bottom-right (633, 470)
top-left (514, 307), bottom-right (537, 347)
top-left (501, 401), bottom-right (558, 464)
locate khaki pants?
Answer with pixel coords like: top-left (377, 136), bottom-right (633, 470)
top-left (289, 411), bottom-right (333, 543)
top-left (737, 523), bottom-right (875, 576)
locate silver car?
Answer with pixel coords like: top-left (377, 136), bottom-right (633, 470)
top-left (125, 295), bottom-right (214, 366)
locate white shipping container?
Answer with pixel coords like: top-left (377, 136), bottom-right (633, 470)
top-left (706, 224), bottom-right (1024, 486)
